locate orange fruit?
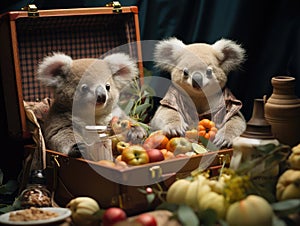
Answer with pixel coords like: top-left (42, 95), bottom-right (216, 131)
top-left (198, 119), bottom-right (218, 140)
top-left (143, 131), bottom-right (169, 150)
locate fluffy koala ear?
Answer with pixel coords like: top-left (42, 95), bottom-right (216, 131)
top-left (212, 39), bottom-right (246, 73)
top-left (104, 53), bottom-right (138, 86)
top-left (154, 37), bottom-right (186, 72)
top-left (37, 52), bottom-right (73, 87)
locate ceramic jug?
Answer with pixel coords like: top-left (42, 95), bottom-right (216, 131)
top-left (264, 76), bottom-right (300, 147)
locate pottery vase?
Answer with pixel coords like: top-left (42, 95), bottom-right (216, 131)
top-left (264, 76), bottom-right (300, 147)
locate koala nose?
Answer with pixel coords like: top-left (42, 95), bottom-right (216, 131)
top-left (192, 72), bottom-right (202, 89)
top-left (95, 85), bottom-right (107, 104)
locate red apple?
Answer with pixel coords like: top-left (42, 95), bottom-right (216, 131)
top-left (146, 149), bottom-right (165, 163)
top-left (134, 213), bottom-right (157, 226)
top-left (102, 207), bottom-right (127, 226)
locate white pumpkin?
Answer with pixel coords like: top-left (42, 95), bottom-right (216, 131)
top-left (226, 195), bottom-right (273, 226)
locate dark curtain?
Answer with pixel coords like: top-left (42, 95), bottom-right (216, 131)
top-left (1, 0), bottom-right (299, 120)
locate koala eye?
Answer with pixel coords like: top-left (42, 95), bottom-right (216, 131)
top-left (105, 83), bottom-right (110, 91)
top-left (183, 68), bottom-right (189, 78)
top-left (206, 67), bottom-right (213, 78)
top-left (80, 84), bottom-right (90, 93)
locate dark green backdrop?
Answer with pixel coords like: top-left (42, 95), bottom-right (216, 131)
top-left (1, 0), bottom-right (300, 179)
top-left (1, 0), bottom-right (300, 119)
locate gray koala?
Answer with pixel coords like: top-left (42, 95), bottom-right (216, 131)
top-left (150, 37), bottom-right (247, 148)
top-left (37, 52), bottom-right (146, 158)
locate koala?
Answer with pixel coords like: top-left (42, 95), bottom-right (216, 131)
top-left (150, 37), bottom-right (247, 148)
top-left (37, 52), bottom-right (146, 158)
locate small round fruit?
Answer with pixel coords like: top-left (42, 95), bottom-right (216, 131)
top-left (166, 137), bottom-right (192, 155)
top-left (116, 141), bottom-right (130, 154)
top-left (143, 132), bottom-right (169, 150)
top-left (111, 116), bottom-right (131, 134)
top-left (160, 149), bottom-right (175, 160)
top-left (226, 195), bottom-right (273, 226)
top-left (97, 159), bottom-right (116, 168)
top-left (134, 213), bottom-right (157, 226)
top-left (121, 145), bottom-right (149, 166)
top-left (102, 207), bottom-right (127, 226)
top-left (198, 119), bottom-right (218, 140)
top-left (146, 149), bottom-right (165, 163)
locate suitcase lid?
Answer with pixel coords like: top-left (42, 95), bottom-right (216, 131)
top-left (0, 4), bottom-right (143, 139)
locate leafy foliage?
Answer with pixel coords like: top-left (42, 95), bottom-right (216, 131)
top-left (119, 68), bottom-right (155, 124)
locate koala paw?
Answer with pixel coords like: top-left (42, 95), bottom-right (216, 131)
top-left (213, 129), bottom-right (234, 149)
top-left (68, 143), bottom-right (87, 158)
top-left (162, 123), bottom-right (189, 138)
top-left (126, 124), bottom-right (147, 144)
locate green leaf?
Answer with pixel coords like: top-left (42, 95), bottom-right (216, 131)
top-left (156, 202), bottom-right (179, 212)
top-left (272, 215), bottom-right (287, 226)
top-left (255, 143), bottom-right (277, 153)
top-left (0, 205), bottom-right (15, 214)
top-left (0, 180), bottom-right (18, 195)
top-left (177, 205), bottom-right (199, 226)
top-left (198, 137), bottom-right (219, 151)
top-left (134, 103), bottom-right (152, 115)
top-left (146, 193), bottom-right (156, 205)
top-left (123, 99), bottom-right (135, 115)
top-left (137, 188), bottom-right (147, 194)
top-left (197, 208), bottom-right (218, 226)
top-left (271, 199), bottom-right (300, 217)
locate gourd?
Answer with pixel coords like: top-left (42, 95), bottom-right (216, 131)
top-left (287, 143), bottom-right (300, 170)
top-left (198, 119), bottom-right (218, 140)
top-left (226, 195), bottom-right (274, 226)
top-left (166, 175), bottom-right (209, 206)
top-left (66, 197), bottom-right (102, 226)
top-left (276, 169), bottom-right (300, 201)
top-left (166, 174), bottom-right (227, 219)
top-left (198, 191), bottom-right (227, 219)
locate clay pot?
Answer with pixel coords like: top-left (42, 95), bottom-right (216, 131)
top-left (264, 76), bottom-right (300, 147)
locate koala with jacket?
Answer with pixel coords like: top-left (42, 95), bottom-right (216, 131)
top-left (150, 37), bottom-right (246, 148)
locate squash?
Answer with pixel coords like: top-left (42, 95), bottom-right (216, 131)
top-left (166, 174), bottom-right (228, 219)
top-left (287, 143), bottom-right (300, 170)
top-left (226, 195), bottom-right (273, 226)
top-left (198, 119), bottom-right (218, 140)
top-left (66, 197), bottom-right (101, 226)
top-left (276, 169), bottom-right (300, 201)
top-left (166, 175), bottom-right (210, 206)
top-left (198, 191), bottom-right (227, 219)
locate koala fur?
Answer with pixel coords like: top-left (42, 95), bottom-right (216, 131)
top-left (150, 37), bottom-right (247, 148)
top-left (37, 52), bottom-right (146, 158)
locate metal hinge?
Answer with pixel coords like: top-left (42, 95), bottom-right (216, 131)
top-left (21, 4), bottom-right (39, 17)
top-left (106, 1), bottom-right (122, 13)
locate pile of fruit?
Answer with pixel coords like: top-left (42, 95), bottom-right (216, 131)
top-left (66, 196), bottom-right (178, 226)
top-left (97, 117), bottom-right (218, 168)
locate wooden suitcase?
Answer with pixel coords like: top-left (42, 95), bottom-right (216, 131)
top-left (0, 3), bottom-right (232, 215)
